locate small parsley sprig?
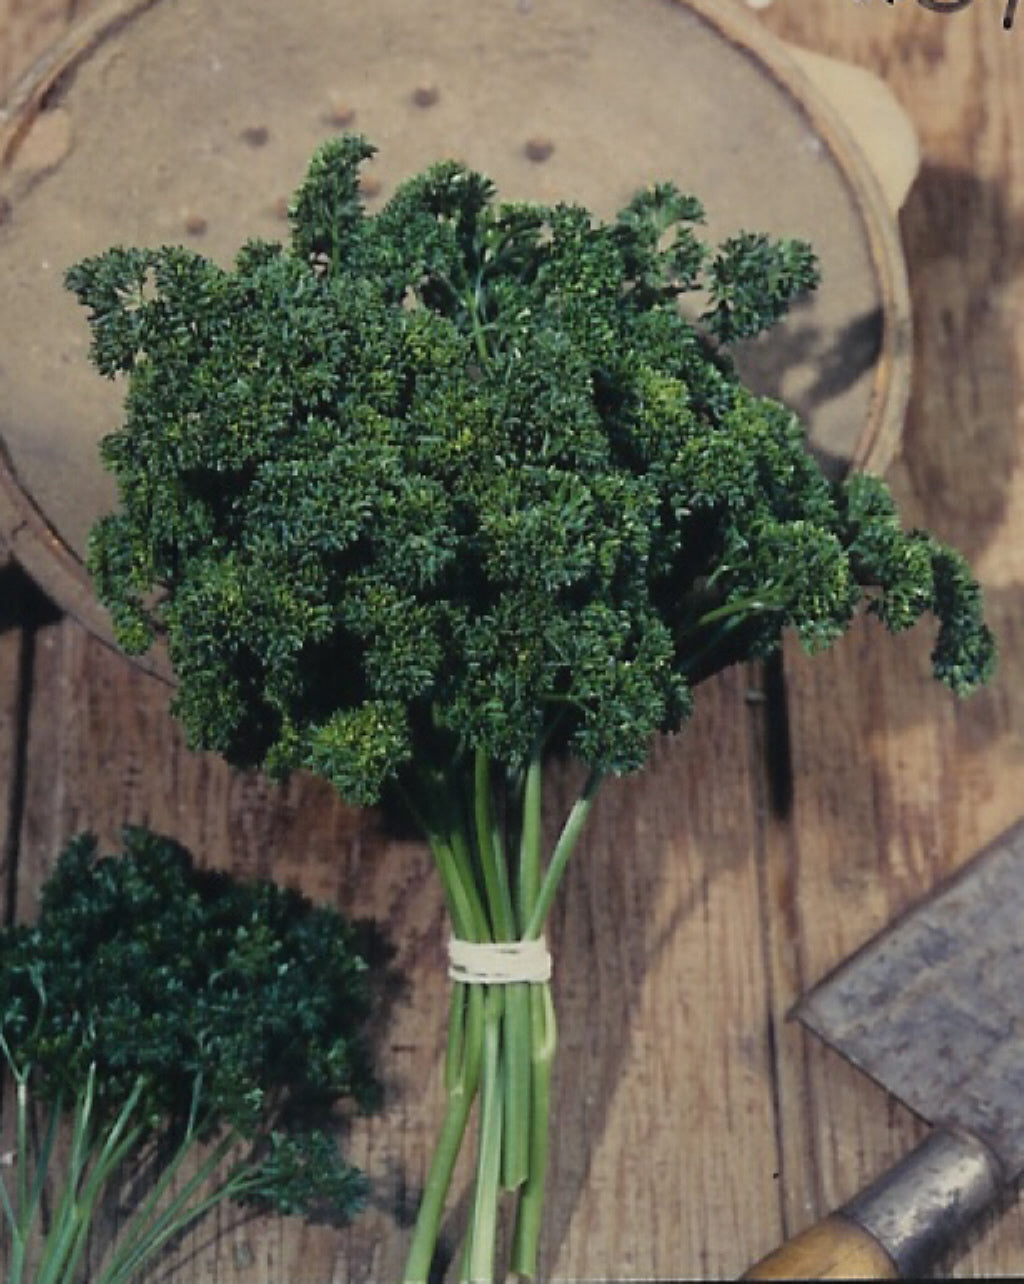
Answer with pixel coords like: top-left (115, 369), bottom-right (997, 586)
top-left (0, 828), bottom-right (382, 1283)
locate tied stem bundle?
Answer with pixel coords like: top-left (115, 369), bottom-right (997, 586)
top-left (447, 938), bottom-right (553, 986)
top-left (401, 754), bottom-right (600, 1284)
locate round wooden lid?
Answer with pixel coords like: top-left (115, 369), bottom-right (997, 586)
top-left (0, 0), bottom-right (910, 672)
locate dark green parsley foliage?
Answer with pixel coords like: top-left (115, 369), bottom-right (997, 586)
top-left (67, 135), bottom-right (995, 808)
top-left (0, 827), bottom-right (379, 1223)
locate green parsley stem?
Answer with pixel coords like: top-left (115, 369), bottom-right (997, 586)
top-left (404, 985), bottom-right (484, 1284)
top-left (466, 991), bottom-right (505, 1283)
top-left (525, 770), bottom-right (604, 941)
top-left (517, 755), bottom-right (543, 928)
top-left (501, 983), bottom-right (532, 1192)
top-left (503, 752), bottom-right (544, 1194)
top-left (474, 747), bottom-right (515, 941)
top-left (102, 1128), bottom-right (250, 1284)
top-left (510, 982), bottom-right (557, 1280)
top-left (409, 760), bottom-right (602, 1281)
top-left (15, 1072), bottom-right (30, 1246)
top-left (39, 1071), bottom-right (147, 1284)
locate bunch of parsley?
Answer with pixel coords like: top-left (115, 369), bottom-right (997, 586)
top-left (65, 136), bottom-right (994, 1281)
top-left (0, 828), bottom-right (380, 1283)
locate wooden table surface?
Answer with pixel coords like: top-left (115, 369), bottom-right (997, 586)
top-left (2, 0), bottom-right (1024, 1279)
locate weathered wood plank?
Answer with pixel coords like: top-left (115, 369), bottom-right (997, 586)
top-left (752, 1), bottom-right (1024, 1277)
top-left (542, 668), bottom-right (779, 1281)
top-left (4, 0), bottom-right (1024, 1278)
top-left (12, 611), bottom-right (781, 1281)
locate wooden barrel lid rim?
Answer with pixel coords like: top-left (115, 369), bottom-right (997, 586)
top-left (0, 0), bottom-right (912, 676)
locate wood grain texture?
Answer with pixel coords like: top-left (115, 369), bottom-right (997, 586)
top-left (743, 1214), bottom-right (898, 1281)
top-left (6, 614), bottom-right (787, 1282)
top-left (1, 0), bottom-right (1023, 1279)
top-left (753, 1), bottom-right (1024, 1278)
top-left (0, 1), bottom-right (97, 101)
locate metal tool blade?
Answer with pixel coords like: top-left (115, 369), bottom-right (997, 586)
top-left (795, 818), bottom-right (1024, 1179)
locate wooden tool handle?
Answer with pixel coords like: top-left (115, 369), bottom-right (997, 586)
top-left (743, 1129), bottom-right (1003, 1281)
top-left (742, 1214), bottom-right (897, 1280)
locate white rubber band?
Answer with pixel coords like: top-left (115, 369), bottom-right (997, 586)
top-left (447, 936), bottom-right (552, 985)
